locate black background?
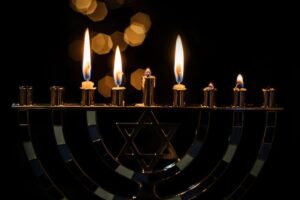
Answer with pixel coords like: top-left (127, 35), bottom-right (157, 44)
top-left (3, 0), bottom-right (298, 199)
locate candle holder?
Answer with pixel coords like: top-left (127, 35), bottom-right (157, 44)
top-left (233, 88), bottom-right (247, 107)
top-left (50, 86), bottom-right (64, 106)
top-left (262, 88), bottom-right (275, 108)
top-left (202, 83), bottom-right (217, 107)
top-left (19, 86), bottom-right (33, 106)
top-left (173, 88), bottom-right (186, 107)
top-left (111, 87), bottom-right (125, 106)
top-left (12, 86), bottom-right (283, 199)
top-left (81, 88), bottom-right (96, 106)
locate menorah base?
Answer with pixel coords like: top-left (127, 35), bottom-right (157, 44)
top-left (12, 103), bottom-right (282, 199)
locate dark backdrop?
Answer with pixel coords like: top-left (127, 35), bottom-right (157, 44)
top-left (4, 0), bottom-right (298, 199)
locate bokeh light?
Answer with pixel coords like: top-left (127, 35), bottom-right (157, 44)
top-left (71, 0), bottom-right (92, 11)
top-left (130, 12), bottom-right (151, 32)
top-left (87, 1), bottom-right (108, 22)
top-left (124, 24), bottom-right (146, 47)
top-left (84, 0), bottom-right (97, 15)
top-left (91, 33), bottom-right (113, 55)
top-left (130, 68), bottom-right (146, 90)
top-left (98, 76), bottom-right (114, 97)
top-left (110, 31), bottom-right (127, 52)
top-left (68, 40), bottom-right (83, 61)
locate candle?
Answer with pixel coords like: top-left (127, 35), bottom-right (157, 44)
top-left (262, 88), bottom-right (275, 108)
top-left (142, 68), bottom-right (156, 106)
top-left (203, 82), bottom-right (217, 107)
top-left (173, 35), bottom-right (187, 107)
top-left (111, 46), bottom-right (125, 106)
top-left (81, 28), bottom-right (96, 106)
top-left (81, 28), bottom-right (95, 89)
top-left (233, 74), bottom-right (247, 107)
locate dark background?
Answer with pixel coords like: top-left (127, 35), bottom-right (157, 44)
top-left (4, 0), bottom-right (298, 199)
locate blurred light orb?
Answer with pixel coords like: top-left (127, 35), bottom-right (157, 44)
top-left (68, 40), bottom-right (83, 61)
top-left (130, 68), bottom-right (146, 90)
top-left (111, 31), bottom-right (128, 52)
top-left (87, 1), bottom-right (108, 22)
top-left (124, 25), bottom-right (146, 47)
top-left (72, 0), bottom-right (92, 11)
top-left (92, 33), bottom-right (113, 55)
top-left (98, 76), bottom-right (114, 97)
top-left (130, 12), bottom-right (151, 32)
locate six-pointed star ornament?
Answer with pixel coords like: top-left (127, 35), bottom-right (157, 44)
top-left (116, 110), bottom-right (179, 172)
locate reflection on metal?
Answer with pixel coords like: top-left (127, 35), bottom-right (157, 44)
top-left (111, 31), bottom-right (128, 52)
top-left (51, 111), bottom-right (123, 200)
top-left (227, 111), bottom-right (278, 199)
top-left (87, 1), bottom-right (108, 22)
top-left (98, 75), bottom-right (114, 97)
top-left (17, 110), bottom-right (67, 199)
top-left (130, 68), bottom-right (145, 90)
top-left (91, 33), bottom-right (113, 55)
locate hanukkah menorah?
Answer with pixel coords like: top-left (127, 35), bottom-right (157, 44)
top-left (12, 86), bottom-right (282, 200)
top-left (12, 30), bottom-right (282, 199)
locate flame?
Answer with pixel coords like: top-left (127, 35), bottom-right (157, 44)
top-left (208, 82), bottom-right (214, 89)
top-left (82, 28), bottom-right (91, 81)
top-left (113, 46), bottom-right (123, 86)
top-left (145, 68), bottom-right (151, 77)
top-left (174, 35), bottom-right (184, 84)
top-left (236, 74), bottom-right (244, 88)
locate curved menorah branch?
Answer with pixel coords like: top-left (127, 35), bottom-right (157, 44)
top-left (225, 111), bottom-right (278, 200)
top-left (165, 110), bottom-right (244, 199)
top-left (18, 110), bottom-right (67, 200)
top-left (52, 110), bottom-right (132, 200)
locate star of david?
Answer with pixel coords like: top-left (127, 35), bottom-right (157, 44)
top-left (116, 110), bottom-right (179, 172)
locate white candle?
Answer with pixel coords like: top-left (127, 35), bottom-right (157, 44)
top-left (81, 28), bottom-right (95, 89)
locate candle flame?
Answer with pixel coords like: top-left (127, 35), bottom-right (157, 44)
top-left (174, 35), bottom-right (184, 84)
top-left (236, 74), bottom-right (244, 88)
top-left (208, 82), bottom-right (214, 89)
top-left (114, 46), bottom-right (123, 86)
top-left (82, 28), bottom-right (91, 81)
top-left (145, 68), bottom-right (151, 77)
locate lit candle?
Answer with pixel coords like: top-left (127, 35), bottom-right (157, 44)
top-left (142, 68), bottom-right (156, 106)
top-left (81, 28), bottom-right (94, 89)
top-left (262, 87), bottom-right (275, 108)
top-left (233, 74), bottom-right (247, 107)
top-left (81, 28), bottom-right (96, 106)
top-left (173, 35), bottom-right (187, 107)
top-left (111, 46), bottom-right (125, 106)
top-left (203, 82), bottom-right (217, 107)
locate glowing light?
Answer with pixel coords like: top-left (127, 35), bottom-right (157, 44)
top-left (82, 28), bottom-right (91, 81)
top-left (236, 74), bottom-right (244, 88)
top-left (174, 35), bottom-right (184, 84)
top-left (91, 33), bottom-right (113, 55)
top-left (113, 46), bottom-right (123, 86)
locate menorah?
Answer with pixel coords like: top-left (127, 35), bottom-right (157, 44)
top-left (12, 29), bottom-right (283, 199)
top-left (12, 99), bottom-right (282, 199)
